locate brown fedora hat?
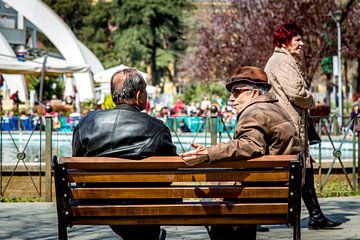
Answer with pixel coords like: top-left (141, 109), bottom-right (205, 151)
top-left (226, 66), bottom-right (271, 92)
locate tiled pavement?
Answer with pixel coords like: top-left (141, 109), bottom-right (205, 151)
top-left (0, 196), bottom-right (359, 240)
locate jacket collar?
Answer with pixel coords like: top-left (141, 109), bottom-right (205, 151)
top-left (237, 92), bottom-right (278, 119)
top-left (274, 47), bottom-right (299, 64)
top-left (115, 104), bottom-right (141, 112)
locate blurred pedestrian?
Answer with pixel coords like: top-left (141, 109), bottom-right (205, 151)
top-left (350, 101), bottom-right (359, 133)
top-left (179, 119), bottom-right (191, 132)
top-left (173, 98), bottom-right (185, 114)
top-left (10, 90), bottom-right (23, 104)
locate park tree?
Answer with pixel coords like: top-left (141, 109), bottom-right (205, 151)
top-left (78, 1), bottom-right (118, 68)
top-left (43, 0), bottom-right (92, 36)
top-left (184, 0), bottom-right (360, 87)
top-left (112, 0), bottom-right (193, 86)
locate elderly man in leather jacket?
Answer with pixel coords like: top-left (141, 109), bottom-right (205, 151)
top-left (72, 68), bottom-right (176, 240)
top-left (181, 66), bottom-right (301, 240)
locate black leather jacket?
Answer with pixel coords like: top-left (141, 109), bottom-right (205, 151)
top-left (72, 104), bottom-right (176, 157)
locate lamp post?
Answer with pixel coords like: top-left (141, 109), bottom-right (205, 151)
top-left (331, 10), bottom-right (343, 126)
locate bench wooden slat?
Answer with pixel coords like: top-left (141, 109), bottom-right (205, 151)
top-left (71, 203), bottom-right (288, 217)
top-left (60, 155), bottom-right (297, 170)
top-left (71, 186), bottom-right (289, 199)
top-left (68, 171), bottom-right (289, 183)
top-left (72, 216), bottom-right (289, 226)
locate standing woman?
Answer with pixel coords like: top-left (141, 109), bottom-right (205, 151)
top-left (265, 22), bottom-right (341, 229)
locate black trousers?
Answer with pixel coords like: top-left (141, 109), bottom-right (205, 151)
top-left (208, 225), bottom-right (257, 240)
top-left (110, 225), bottom-right (160, 240)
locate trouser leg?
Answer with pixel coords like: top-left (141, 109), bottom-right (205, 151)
top-left (208, 226), bottom-right (236, 240)
top-left (208, 225), bottom-right (256, 240)
top-left (110, 225), bottom-right (160, 240)
top-left (301, 166), bottom-right (341, 229)
top-left (235, 225), bottom-right (257, 240)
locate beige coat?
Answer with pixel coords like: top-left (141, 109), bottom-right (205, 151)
top-left (207, 93), bottom-right (301, 161)
top-left (265, 47), bottom-right (314, 165)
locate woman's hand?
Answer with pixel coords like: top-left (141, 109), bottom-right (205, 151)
top-left (179, 143), bottom-right (209, 166)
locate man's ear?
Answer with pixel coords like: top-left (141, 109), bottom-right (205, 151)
top-left (135, 91), bottom-right (141, 103)
top-left (252, 89), bottom-right (260, 97)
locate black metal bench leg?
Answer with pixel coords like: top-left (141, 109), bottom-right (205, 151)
top-left (58, 223), bottom-right (68, 240)
top-left (293, 213), bottom-right (301, 240)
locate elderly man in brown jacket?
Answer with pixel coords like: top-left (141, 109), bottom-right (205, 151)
top-left (180, 66), bottom-right (301, 240)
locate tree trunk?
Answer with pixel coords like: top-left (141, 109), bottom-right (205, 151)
top-left (357, 58), bottom-right (360, 92)
top-left (151, 25), bottom-right (157, 86)
top-left (344, 59), bottom-right (348, 103)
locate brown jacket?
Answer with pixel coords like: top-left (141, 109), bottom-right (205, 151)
top-left (207, 93), bottom-right (301, 162)
top-left (264, 47), bottom-right (314, 150)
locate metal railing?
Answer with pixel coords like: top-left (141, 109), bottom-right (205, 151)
top-left (0, 116), bottom-right (44, 197)
top-left (1, 113), bottom-right (359, 200)
top-left (311, 115), bottom-right (359, 193)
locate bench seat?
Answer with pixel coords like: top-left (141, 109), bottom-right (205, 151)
top-left (53, 155), bottom-right (303, 240)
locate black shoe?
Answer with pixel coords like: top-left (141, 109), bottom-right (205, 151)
top-left (308, 216), bottom-right (342, 230)
top-left (159, 228), bottom-right (166, 240)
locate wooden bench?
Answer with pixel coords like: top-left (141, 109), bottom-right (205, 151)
top-left (53, 154), bottom-right (303, 240)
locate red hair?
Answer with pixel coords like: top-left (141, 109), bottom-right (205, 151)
top-left (273, 22), bottom-right (303, 48)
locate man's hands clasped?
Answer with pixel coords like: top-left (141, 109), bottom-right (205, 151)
top-left (180, 143), bottom-right (210, 166)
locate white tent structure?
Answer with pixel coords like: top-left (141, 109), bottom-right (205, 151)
top-left (0, 56), bottom-right (89, 75)
top-left (2, 0), bottom-right (104, 101)
top-left (0, 31), bottom-right (27, 101)
top-left (94, 65), bottom-right (148, 84)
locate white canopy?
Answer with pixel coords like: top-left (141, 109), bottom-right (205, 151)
top-left (0, 56), bottom-right (90, 75)
top-left (94, 65), bottom-right (148, 83)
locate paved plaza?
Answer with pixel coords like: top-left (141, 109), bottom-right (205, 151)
top-left (0, 196), bottom-right (359, 240)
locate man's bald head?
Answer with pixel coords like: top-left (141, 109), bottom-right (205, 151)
top-left (110, 68), bottom-right (147, 109)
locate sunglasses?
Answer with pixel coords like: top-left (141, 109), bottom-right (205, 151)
top-left (231, 87), bottom-right (252, 97)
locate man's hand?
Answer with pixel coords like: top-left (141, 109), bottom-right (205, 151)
top-left (180, 143), bottom-right (209, 166)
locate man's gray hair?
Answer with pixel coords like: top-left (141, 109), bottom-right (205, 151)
top-left (253, 84), bottom-right (269, 95)
top-left (110, 68), bottom-right (146, 104)
top-left (237, 83), bottom-right (269, 95)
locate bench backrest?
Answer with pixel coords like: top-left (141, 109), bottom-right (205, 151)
top-left (53, 155), bottom-right (302, 231)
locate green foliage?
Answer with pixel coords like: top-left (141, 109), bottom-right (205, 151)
top-left (183, 82), bottom-right (230, 105)
top-left (43, 0), bottom-right (92, 35)
top-left (321, 57), bottom-right (333, 74)
top-left (101, 94), bottom-right (115, 110)
top-left (27, 75), bottom-right (65, 101)
top-left (44, 0), bottom-right (193, 86)
top-left (27, 75), bottom-right (39, 91)
top-left (113, 0), bottom-right (193, 85)
top-left (78, 1), bottom-right (119, 68)
top-left (112, 27), bottom-right (149, 70)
